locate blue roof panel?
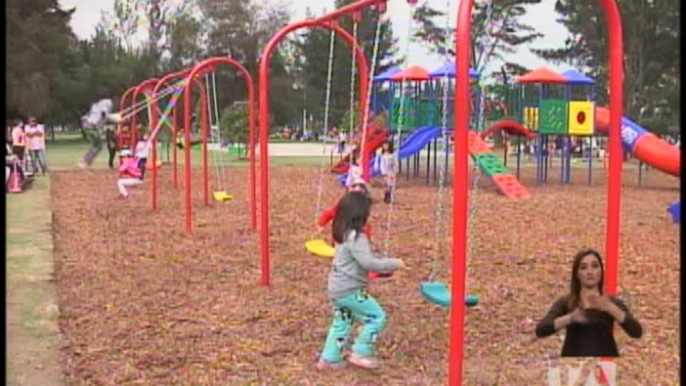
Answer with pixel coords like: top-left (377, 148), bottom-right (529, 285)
top-left (429, 61), bottom-right (479, 79)
top-left (561, 70), bottom-right (596, 85)
top-left (373, 66), bottom-right (402, 82)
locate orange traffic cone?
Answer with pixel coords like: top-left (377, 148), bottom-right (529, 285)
top-left (8, 167), bottom-right (21, 194)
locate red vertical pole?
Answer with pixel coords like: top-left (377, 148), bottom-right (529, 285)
top-left (150, 94), bottom-right (160, 211)
top-left (172, 104), bottom-right (178, 189)
top-left (452, 0), bottom-right (474, 384)
top-left (599, 0), bottom-right (623, 300)
top-left (259, 51), bottom-right (271, 286)
top-left (183, 77), bottom-right (193, 235)
top-left (120, 87), bottom-right (135, 132)
top-left (131, 93), bottom-right (139, 149)
top-left (248, 80), bottom-right (257, 231)
top-left (201, 86), bottom-right (210, 206)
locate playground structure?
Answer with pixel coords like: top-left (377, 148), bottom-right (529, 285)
top-left (337, 63), bottom-right (680, 193)
top-left (491, 67), bottom-right (681, 185)
top-left (103, 0), bottom-right (681, 384)
top-left (334, 60), bottom-right (533, 199)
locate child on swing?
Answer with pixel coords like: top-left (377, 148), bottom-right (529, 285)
top-left (379, 140), bottom-right (398, 204)
top-left (345, 153), bottom-right (363, 189)
top-left (317, 191), bottom-right (405, 371)
top-left (317, 177), bottom-right (392, 280)
top-left (117, 149), bottom-right (142, 199)
top-left (135, 133), bottom-right (150, 180)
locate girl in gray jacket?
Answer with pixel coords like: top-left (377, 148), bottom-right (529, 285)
top-left (317, 192), bottom-right (405, 371)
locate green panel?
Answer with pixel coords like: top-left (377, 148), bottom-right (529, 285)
top-left (417, 100), bottom-right (440, 127)
top-left (539, 99), bottom-right (569, 134)
top-left (473, 153), bottom-right (510, 176)
top-left (390, 97), bottom-right (417, 131)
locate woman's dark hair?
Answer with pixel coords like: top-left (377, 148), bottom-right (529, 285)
top-left (567, 248), bottom-right (604, 309)
top-left (383, 140), bottom-right (394, 154)
top-left (332, 191), bottom-right (372, 244)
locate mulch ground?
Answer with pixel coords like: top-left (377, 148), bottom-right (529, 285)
top-left (51, 163), bottom-right (680, 386)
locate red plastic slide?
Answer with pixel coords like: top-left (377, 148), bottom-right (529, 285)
top-left (480, 120), bottom-right (537, 140)
top-left (331, 128), bottom-right (388, 174)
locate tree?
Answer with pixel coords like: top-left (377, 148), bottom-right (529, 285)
top-left (219, 101), bottom-right (249, 148)
top-left (412, 0), bottom-right (543, 75)
top-left (533, 0), bottom-right (680, 132)
top-left (111, 0), bottom-right (141, 52)
top-left (141, 0), bottom-right (172, 74)
top-left (6, 0), bottom-right (79, 119)
top-left (162, 1), bottom-right (204, 72)
top-left (198, 0), bottom-right (300, 128)
top-left (294, 0), bottom-right (399, 133)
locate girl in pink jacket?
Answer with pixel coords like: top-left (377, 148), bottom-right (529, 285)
top-left (117, 149), bottom-right (142, 198)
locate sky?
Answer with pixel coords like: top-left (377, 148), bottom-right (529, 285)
top-left (59, 0), bottom-right (575, 77)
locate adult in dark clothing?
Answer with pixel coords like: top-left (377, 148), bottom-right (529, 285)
top-left (105, 125), bottom-right (119, 169)
top-left (535, 249), bottom-right (642, 357)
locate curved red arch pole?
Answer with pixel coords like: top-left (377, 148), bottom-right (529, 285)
top-left (452, 0), bottom-right (624, 384)
top-left (187, 57), bottom-right (257, 231)
top-left (174, 75), bottom-right (209, 235)
top-left (150, 70), bottom-right (190, 211)
top-left (131, 78), bottom-right (160, 148)
top-left (182, 58), bottom-right (256, 235)
top-left (258, 13), bottom-right (374, 287)
top-left (118, 87), bottom-right (137, 146)
top-left (119, 86), bottom-right (136, 125)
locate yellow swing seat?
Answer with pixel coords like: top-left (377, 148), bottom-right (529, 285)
top-left (305, 239), bottom-right (335, 258)
top-left (213, 191), bottom-right (233, 202)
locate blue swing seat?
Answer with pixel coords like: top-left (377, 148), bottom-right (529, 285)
top-left (419, 281), bottom-right (479, 308)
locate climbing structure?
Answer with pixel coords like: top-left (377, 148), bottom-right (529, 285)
top-left (467, 130), bottom-right (530, 199)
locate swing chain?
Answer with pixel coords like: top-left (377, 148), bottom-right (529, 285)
top-left (358, 12), bottom-right (383, 173)
top-left (348, 21), bottom-right (359, 142)
top-left (312, 29), bottom-right (337, 234)
top-left (382, 6), bottom-right (412, 257)
top-left (211, 72), bottom-right (228, 190)
top-left (205, 74), bottom-right (222, 191)
top-left (428, 0), bottom-right (454, 282)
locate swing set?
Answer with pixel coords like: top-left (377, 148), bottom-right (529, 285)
top-left (181, 57), bottom-right (257, 235)
top-left (116, 57), bottom-right (257, 235)
top-left (258, 0), bottom-right (627, 385)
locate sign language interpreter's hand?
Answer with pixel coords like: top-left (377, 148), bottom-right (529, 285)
top-left (569, 307), bottom-right (589, 324)
top-left (586, 293), bottom-right (613, 313)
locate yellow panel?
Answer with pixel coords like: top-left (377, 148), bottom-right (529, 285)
top-left (568, 101), bottom-right (595, 136)
top-left (523, 107), bottom-right (539, 130)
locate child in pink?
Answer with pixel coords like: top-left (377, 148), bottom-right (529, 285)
top-left (117, 149), bottom-right (142, 198)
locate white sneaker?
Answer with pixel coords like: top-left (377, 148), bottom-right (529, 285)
top-left (347, 352), bottom-right (380, 369)
top-left (316, 358), bottom-right (346, 371)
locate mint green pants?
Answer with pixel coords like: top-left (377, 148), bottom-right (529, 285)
top-left (321, 289), bottom-right (387, 363)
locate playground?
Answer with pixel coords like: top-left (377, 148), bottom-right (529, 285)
top-left (46, 162), bottom-right (678, 385)
top-left (6, 0), bottom-right (681, 385)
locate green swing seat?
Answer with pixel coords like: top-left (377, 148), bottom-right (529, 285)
top-left (420, 281), bottom-right (479, 308)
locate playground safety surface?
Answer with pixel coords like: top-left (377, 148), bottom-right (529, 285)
top-left (51, 166), bottom-right (679, 385)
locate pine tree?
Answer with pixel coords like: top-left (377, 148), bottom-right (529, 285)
top-left (6, 0), bottom-right (78, 119)
top-left (294, 0), bottom-right (399, 133)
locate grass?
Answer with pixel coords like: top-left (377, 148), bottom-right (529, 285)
top-left (43, 133), bottom-right (330, 170)
top-left (43, 133), bottom-right (647, 174)
top-left (6, 176), bottom-right (63, 386)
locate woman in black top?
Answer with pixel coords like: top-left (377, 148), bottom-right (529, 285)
top-left (535, 249), bottom-right (643, 357)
